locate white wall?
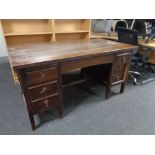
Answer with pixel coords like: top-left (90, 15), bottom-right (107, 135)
top-left (0, 23), bottom-right (7, 57)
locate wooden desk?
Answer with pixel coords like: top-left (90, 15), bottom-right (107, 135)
top-left (8, 39), bottom-right (137, 130)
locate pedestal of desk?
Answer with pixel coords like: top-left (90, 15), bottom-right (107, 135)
top-left (18, 64), bottom-right (63, 130)
top-left (81, 52), bottom-right (131, 99)
top-left (106, 52), bottom-right (131, 98)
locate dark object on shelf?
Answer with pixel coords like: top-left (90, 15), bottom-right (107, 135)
top-left (115, 20), bottom-right (128, 32)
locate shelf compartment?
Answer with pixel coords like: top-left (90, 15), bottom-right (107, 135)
top-left (4, 32), bottom-right (53, 36)
top-left (55, 30), bottom-right (89, 34)
top-left (1, 19), bottom-right (53, 34)
top-left (54, 19), bottom-right (90, 32)
top-left (55, 33), bottom-right (89, 42)
top-left (5, 34), bottom-right (53, 45)
top-left (1, 19), bottom-right (91, 45)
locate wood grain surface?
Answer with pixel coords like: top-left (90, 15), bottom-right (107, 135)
top-left (8, 39), bottom-right (137, 69)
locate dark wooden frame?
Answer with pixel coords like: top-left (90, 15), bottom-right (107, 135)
top-left (7, 40), bottom-right (138, 130)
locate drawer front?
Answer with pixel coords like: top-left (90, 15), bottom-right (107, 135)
top-left (111, 72), bottom-right (124, 83)
top-left (113, 63), bottom-right (126, 74)
top-left (29, 81), bottom-right (58, 101)
top-left (115, 53), bottom-right (131, 64)
top-left (32, 95), bottom-right (59, 114)
top-left (26, 67), bottom-right (57, 86)
top-left (113, 53), bottom-right (131, 74)
top-left (62, 55), bottom-right (113, 74)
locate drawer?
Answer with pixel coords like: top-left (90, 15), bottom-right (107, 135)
top-left (62, 55), bottom-right (113, 74)
top-left (32, 95), bottom-right (59, 114)
top-left (112, 63), bottom-right (126, 74)
top-left (115, 53), bottom-right (131, 64)
top-left (26, 67), bottom-right (57, 86)
top-left (111, 72), bottom-right (124, 83)
top-left (29, 81), bottom-right (58, 101)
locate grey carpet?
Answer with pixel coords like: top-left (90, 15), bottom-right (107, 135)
top-left (1, 57), bottom-right (155, 135)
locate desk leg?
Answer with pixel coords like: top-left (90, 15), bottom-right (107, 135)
top-left (58, 64), bottom-right (64, 118)
top-left (105, 64), bottom-right (113, 99)
top-left (105, 85), bottom-right (111, 99)
top-left (58, 104), bottom-right (63, 118)
top-left (120, 83), bottom-right (125, 93)
top-left (28, 113), bottom-right (35, 130)
top-left (18, 70), bottom-right (36, 130)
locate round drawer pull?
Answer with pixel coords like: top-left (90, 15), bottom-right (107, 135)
top-left (43, 99), bottom-right (48, 108)
top-left (40, 87), bottom-right (47, 94)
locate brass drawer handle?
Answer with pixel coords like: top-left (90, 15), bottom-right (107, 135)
top-left (116, 75), bottom-right (120, 81)
top-left (43, 99), bottom-right (48, 108)
top-left (122, 57), bottom-right (126, 63)
top-left (40, 71), bottom-right (46, 80)
top-left (40, 87), bottom-right (47, 94)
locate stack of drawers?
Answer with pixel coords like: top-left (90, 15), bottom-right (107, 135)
top-left (105, 52), bottom-right (131, 98)
top-left (19, 64), bottom-right (63, 130)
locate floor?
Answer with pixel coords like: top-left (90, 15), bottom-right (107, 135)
top-left (1, 57), bottom-right (155, 135)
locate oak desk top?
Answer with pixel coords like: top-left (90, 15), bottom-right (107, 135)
top-left (8, 39), bottom-right (137, 70)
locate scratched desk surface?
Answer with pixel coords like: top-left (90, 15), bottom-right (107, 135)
top-left (8, 39), bottom-right (137, 69)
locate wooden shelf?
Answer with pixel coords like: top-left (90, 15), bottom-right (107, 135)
top-left (54, 19), bottom-right (90, 33)
top-left (4, 32), bottom-right (53, 36)
top-left (55, 30), bottom-right (89, 34)
top-left (6, 34), bottom-right (53, 45)
top-left (1, 19), bottom-right (52, 34)
top-left (55, 33), bottom-right (89, 42)
top-left (1, 19), bottom-right (90, 45)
